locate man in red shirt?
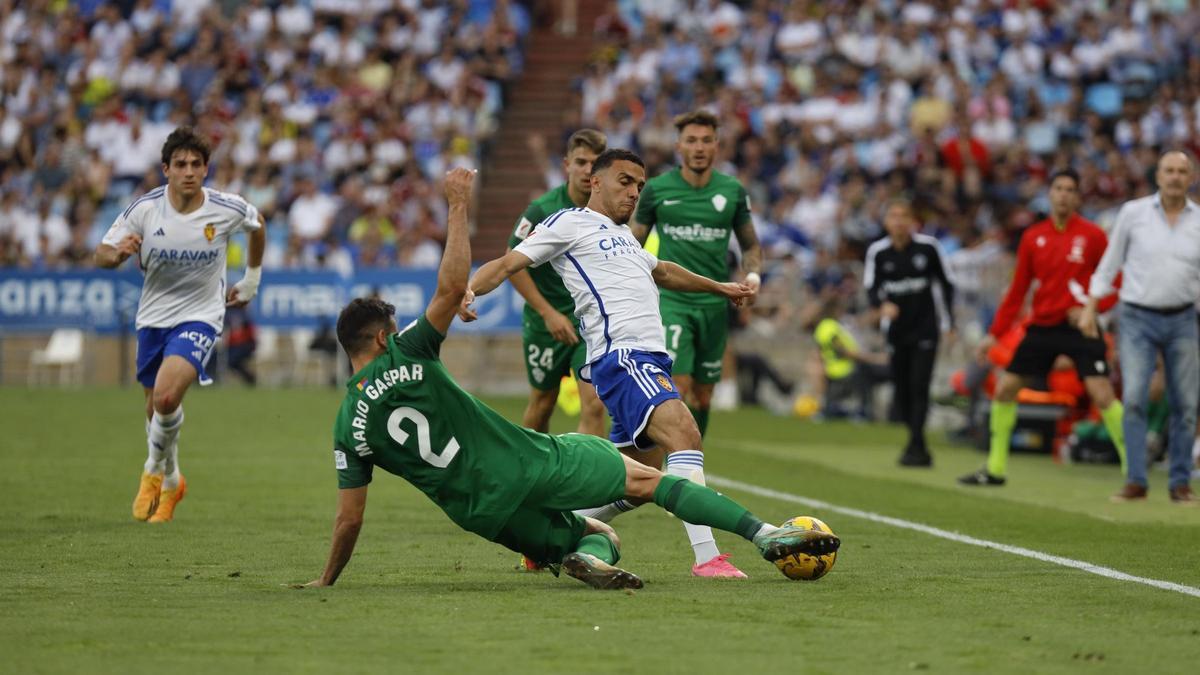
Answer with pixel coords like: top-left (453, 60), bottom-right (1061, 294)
top-left (960, 169), bottom-right (1126, 486)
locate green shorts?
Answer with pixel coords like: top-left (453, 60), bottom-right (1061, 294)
top-left (492, 433), bottom-right (627, 566)
top-left (522, 317), bottom-right (587, 391)
top-left (661, 303), bottom-right (728, 384)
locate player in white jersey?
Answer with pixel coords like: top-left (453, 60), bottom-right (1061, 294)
top-left (465, 149), bottom-right (758, 577)
top-left (95, 127), bottom-right (266, 523)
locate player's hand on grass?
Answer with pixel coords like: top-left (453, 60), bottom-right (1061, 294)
top-left (457, 288), bottom-right (478, 322)
top-left (880, 301), bottom-right (900, 321)
top-left (719, 281), bottom-right (755, 306)
top-left (443, 168), bottom-right (477, 204)
top-left (116, 234), bottom-right (142, 262)
top-left (286, 579), bottom-right (327, 589)
top-left (974, 334), bottom-right (995, 366)
top-left (543, 310), bottom-right (579, 345)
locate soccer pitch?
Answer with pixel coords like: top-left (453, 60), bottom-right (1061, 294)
top-left (3, 387), bottom-right (1199, 674)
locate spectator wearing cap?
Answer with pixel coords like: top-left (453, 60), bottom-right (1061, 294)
top-left (1080, 151), bottom-right (1200, 505)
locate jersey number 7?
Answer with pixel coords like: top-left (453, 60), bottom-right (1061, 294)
top-left (386, 407), bottom-right (461, 468)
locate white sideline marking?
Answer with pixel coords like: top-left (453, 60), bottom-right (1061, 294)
top-left (708, 475), bottom-right (1200, 599)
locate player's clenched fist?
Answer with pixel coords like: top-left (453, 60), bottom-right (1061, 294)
top-left (444, 168), bottom-right (477, 204)
top-left (116, 234), bottom-right (142, 261)
top-left (719, 281), bottom-right (755, 306)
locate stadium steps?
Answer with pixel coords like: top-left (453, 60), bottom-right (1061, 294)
top-left (475, 5), bottom-right (602, 261)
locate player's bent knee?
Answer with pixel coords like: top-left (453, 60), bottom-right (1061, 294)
top-left (583, 517), bottom-right (620, 550)
top-left (153, 390), bottom-right (182, 414)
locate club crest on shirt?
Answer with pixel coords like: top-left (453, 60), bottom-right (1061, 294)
top-left (912, 253), bottom-right (927, 270)
top-left (204, 223), bottom-right (216, 242)
top-left (711, 194), bottom-right (727, 212)
top-left (656, 374), bottom-right (674, 392)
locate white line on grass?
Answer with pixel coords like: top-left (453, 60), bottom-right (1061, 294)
top-left (708, 475), bottom-right (1200, 599)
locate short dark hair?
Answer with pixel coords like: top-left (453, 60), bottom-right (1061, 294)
top-left (673, 110), bottom-right (720, 133)
top-left (590, 148), bottom-right (645, 176)
top-left (336, 297), bottom-right (396, 357)
top-left (161, 126), bottom-right (211, 166)
top-left (1049, 168), bottom-right (1080, 189)
top-left (566, 129), bottom-right (607, 156)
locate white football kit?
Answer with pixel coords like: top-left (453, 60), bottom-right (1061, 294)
top-left (102, 186), bottom-right (261, 332)
top-left (513, 207), bottom-right (667, 369)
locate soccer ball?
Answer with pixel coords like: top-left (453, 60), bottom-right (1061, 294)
top-left (773, 516), bottom-right (838, 581)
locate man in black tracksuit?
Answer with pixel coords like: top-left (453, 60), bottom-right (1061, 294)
top-left (863, 201), bottom-right (956, 467)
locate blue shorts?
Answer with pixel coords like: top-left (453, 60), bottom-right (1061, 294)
top-left (585, 349), bottom-right (680, 451)
top-left (136, 322), bottom-right (218, 389)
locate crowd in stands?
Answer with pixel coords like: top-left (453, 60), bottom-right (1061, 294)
top-left (0, 0), bottom-right (530, 272)
top-left (575, 0), bottom-right (1200, 341)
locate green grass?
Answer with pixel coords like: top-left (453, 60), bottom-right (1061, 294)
top-left (2, 387), bottom-right (1200, 674)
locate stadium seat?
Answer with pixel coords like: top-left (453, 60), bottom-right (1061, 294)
top-left (27, 329), bottom-right (84, 387)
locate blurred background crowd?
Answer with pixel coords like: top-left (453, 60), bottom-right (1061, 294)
top-left (0, 0), bottom-right (530, 272)
top-left (559, 0), bottom-right (1200, 348)
top-left (3, 0), bottom-right (1200, 405)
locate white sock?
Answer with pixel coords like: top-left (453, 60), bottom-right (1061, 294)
top-left (150, 408), bottom-right (184, 488)
top-left (666, 450), bottom-right (722, 564)
top-left (1193, 437), bottom-right (1200, 465)
top-left (753, 523), bottom-right (779, 540)
top-left (143, 418), bottom-right (163, 474)
top-left (574, 499), bottom-right (637, 523)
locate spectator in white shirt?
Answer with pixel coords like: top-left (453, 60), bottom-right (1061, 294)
top-left (1081, 151), bottom-right (1200, 504)
top-left (288, 177), bottom-right (339, 243)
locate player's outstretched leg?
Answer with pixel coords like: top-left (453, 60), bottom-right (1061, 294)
top-left (623, 457), bottom-right (841, 579)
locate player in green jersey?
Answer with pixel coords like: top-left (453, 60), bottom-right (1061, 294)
top-left (507, 129), bottom-right (607, 436)
top-left (629, 111), bottom-right (762, 439)
top-left (298, 168), bottom-right (840, 590)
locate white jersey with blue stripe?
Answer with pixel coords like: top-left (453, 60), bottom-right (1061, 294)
top-left (513, 207), bottom-right (666, 366)
top-left (102, 186), bottom-right (261, 331)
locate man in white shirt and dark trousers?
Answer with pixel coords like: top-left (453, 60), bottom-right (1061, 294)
top-left (1080, 151), bottom-right (1200, 505)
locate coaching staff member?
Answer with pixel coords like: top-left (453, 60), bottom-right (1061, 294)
top-left (1080, 151), bottom-right (1200, 505)
top-left (865, 200), bottom-right (956, 467)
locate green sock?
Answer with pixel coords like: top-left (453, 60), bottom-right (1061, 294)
top-left (987, 400), bottom-right (1018, 478)
top-left (1100, 401), bottom-right (1127, 474)
top-left (690, 406), bottom-right (710, 438)
top-left (574, 533), bottom-right (619, 565)
top-left (652, 474), bottom-right (764, 541)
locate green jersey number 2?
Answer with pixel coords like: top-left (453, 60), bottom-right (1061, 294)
top-left (386, 407), bottom-right (460, 468)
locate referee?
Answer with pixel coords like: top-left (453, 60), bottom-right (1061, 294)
top-left (864, 200), bottom-right (956, 467)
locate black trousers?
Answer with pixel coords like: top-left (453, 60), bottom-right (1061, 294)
top-left (890, 338), bottom-right (938, 451)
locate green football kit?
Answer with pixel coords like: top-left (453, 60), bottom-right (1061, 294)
top-left (332, 315), bottom-right (626, 564)
top-left (634, 168), bottom-right (752, 385)
top-left (509, 184), bottom-right (586, 391)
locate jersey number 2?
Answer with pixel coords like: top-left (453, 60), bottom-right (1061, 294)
top-left (386, 407), bottom-right (460, 468)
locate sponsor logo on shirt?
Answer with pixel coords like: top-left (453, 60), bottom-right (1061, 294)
top-left (882, 277), bottom-right (930, 295)
top-left (658, 223), bottom-right (727, 242)
top-left (663, 199), bottom-right (682, 206)
top-left (153, 228), bottom-right (165, 237)
top-left (145, 248), bottom-right (221, 266)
